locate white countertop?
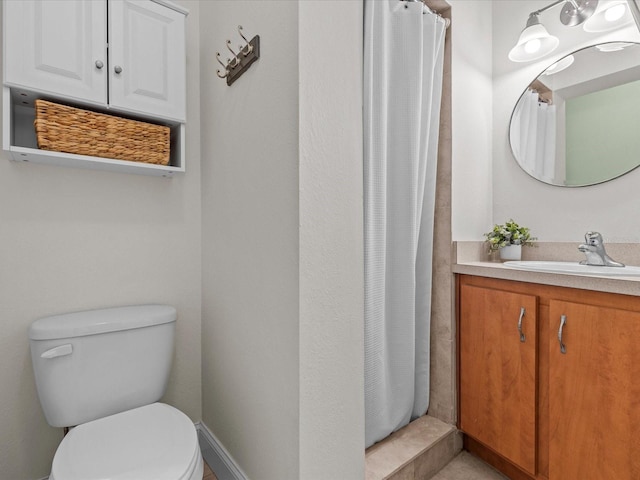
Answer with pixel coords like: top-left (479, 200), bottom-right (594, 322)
top-left (453, 241), bottom-right (640, 297)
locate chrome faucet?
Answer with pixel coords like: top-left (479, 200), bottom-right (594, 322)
top-left (578, 232), bottom-right (624, 267)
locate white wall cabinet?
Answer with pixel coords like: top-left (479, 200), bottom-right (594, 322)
top-left (4, 0), bottom-right (186, 122)
top-left (2, 0), bottom-right (187, 176)
top-left (108, 0), bottom-right (186, 122)
top-left (3, 1), bottom-right (108, 107)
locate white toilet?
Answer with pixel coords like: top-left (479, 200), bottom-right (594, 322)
top-left (29, 305), bottom-right (203, 480)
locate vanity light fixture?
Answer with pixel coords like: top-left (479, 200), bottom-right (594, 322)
top-left (595, 41), bottom-right (634, 50)
top-left (508, 13), bottom-right (560, 62)
top-left (583, 0), bottom-right (633, 32)
top-left (542, 54), bottom-right (575, 74)
top-left (561, 0), bottom-right (600, 25)
top-left (509, 0), bottom-right (599, 62)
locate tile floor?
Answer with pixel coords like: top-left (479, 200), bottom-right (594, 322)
top-left (204, 451), bottom-right (507, 480)
top-left (431, 452), bottom-right (508, 480)
top-left (203, 460), bottom-right (218, 480)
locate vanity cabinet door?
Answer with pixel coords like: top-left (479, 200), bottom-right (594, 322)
top-left (549, 300), bottom-right (640, 480)
top-left (3, 0), bottom-right (107, 105)
top-left (108, 0), bottom-right (186, 122)
top-left (460, 284), bottom-right (538, 476)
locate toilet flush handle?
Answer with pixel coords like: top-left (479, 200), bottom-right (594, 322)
top-left (41, 344), bottom-right (73, 359)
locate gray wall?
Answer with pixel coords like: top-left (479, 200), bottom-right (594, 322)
top-left (565, 79), bottom-right (640, 185)
top-left (1, 0), bottom-right (365, 477)
top-left (200, 1), bottom-right (301, 478)
top-left (200, 1), bottom-right (364, 478)
top-left (452, 0), bottom-right (640, 242)
top-left (449, 0), bottom-right (494, 241)
top-left (0, 2), bottom-right (202, 478)
top-left (298, 1), bottom-right (364, 478)
top-left (491, 0), bottom-right (640, 242)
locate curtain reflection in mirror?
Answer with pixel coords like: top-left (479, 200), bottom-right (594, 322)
top-left (510, 89), bottom-right (558, 184)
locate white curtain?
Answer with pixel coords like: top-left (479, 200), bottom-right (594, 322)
top-left (510, 89), bottom-right (557, 183)
top-left (364, 0), bottom-right (446, 448)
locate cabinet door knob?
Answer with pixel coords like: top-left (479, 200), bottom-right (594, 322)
top-left (95, 60), bottom-right (104, 69)
top-left (558, 314), bottom-right (567, 354)
top-left (517, 307), bottom-right (526, 343)
top-left (114, 65), bottom-right (123, 74)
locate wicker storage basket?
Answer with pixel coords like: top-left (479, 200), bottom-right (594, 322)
top-left (34, 99), bottom-right (170, 165)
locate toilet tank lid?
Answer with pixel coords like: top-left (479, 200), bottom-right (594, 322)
top-left (29, 305), bottom-right (177, 340)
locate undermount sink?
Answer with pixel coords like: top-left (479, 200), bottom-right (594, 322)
top-left (503, 261), bottom-right (640, 277)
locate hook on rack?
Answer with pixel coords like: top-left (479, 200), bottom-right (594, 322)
top-left (226, 41), bottom-right (241, 68)
top-left (215, 25), bottom-right (260, 86)
top-left (238, 25), bottom-right (254, 56)
top-left (216, 52), bottom-right (229, 78)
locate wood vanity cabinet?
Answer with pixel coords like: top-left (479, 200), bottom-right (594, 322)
top-left (548, 300), bottom-right (640, 480)
top-left (458, 275), bottom-right (640, 480)
top-left (459, 283), bottom-right (538, 476)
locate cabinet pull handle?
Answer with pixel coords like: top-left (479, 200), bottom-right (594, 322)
top-left (114, 65), bottom-right (123, 74)
top-left (95, 60), bottom-right (104, 69)
top-left (517, 306), bottom-right (526, 342)
top-left (558, 314), bottom-right (567, 354)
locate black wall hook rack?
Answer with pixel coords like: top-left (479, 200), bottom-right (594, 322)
top-left (216, 26), bottom-right (260, 86)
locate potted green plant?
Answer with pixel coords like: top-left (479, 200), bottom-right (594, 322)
top-left (484, 219), bottom-right (536, 260)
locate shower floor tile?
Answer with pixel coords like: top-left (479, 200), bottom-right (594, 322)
top-left (431, 452), bottom-right (508, 480)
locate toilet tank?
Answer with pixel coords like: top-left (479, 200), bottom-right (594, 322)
top-left (29, 305), bottom-right (176, 427)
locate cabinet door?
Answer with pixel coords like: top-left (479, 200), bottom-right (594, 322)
top-left (108, 0), bottom-right (186, 122)
top-left (549, 300), bottom-right (640, 480)
top-left (460, 284), bottom-right (537, 476)
top-left (3, 0), bottom-right (107, 105)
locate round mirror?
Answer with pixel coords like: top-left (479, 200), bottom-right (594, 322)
top-left (509, 42), bottom-right (640, 186)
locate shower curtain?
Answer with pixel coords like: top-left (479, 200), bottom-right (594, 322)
top-left (510, 89), bottom-right (557, 183)
top-left (364, 0), bottom-right (446, 448)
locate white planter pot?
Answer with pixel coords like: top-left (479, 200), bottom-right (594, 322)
top-left (499, 244), bottom-right (522, 261)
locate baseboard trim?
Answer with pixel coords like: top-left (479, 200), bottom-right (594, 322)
top-left (196, 421), bottom-right (248, 480)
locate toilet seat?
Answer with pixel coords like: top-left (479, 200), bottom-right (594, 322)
top-left (50, 403), bottom-right (203, 480)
